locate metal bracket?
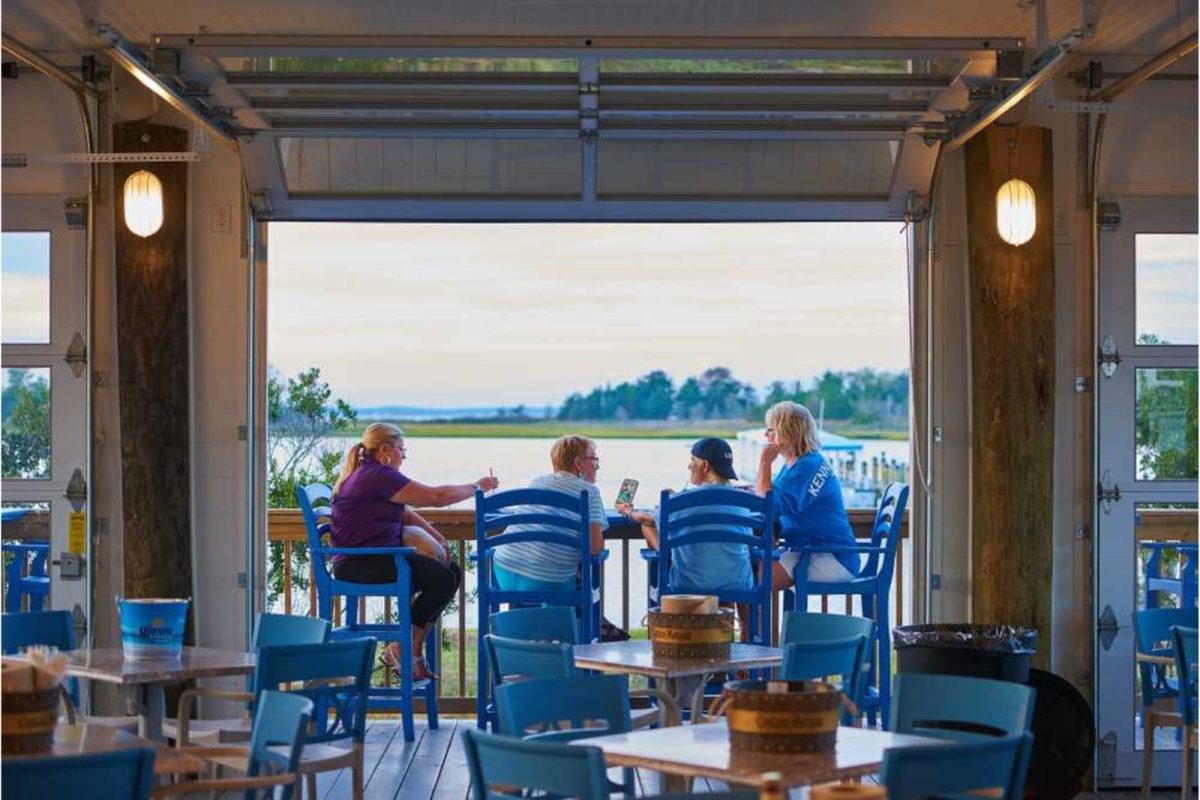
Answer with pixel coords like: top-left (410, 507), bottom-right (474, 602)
top-left (64, 468), bottom-right (87, 511)
top-left (904, 191), bottom-right (929, 224)
top-left (1097, 604), bottom-right (1119, 650)
top-left (1074, 522), bottom-right (1091, 540)
top-left (1097, 731), bottom-right (1117, 782)
top-left (64, 332), bottom-right (87, 378)
top-left (249, 191), bottom-right (273, 219)
top-left (1098, 334), bottom-right (1120, 378)
top-left (63, 197), bottom-right (87, 229)
top-left (1097, 200), bottom-right (1121, 230)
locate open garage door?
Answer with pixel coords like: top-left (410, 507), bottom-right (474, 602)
top-left (118, 33), bottom-right (1036, 221)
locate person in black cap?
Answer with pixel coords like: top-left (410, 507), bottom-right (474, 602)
top-left (617, 437), bottom-right (754, 634)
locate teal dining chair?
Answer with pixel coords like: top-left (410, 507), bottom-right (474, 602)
top-left (890, 672), bottom-right (1036, 741)
top-left (1133, 607), bottom-right (1193, 796)
top-left (490, 605), bottom-right (579, 644)
top-left (463, 727), bottom-right (611, 800)
top-left (165, 611), bottom-right (329, 746)
top-left (157, 690), bottom-right (314, 799)
top-left (779, 635), bottom-right (869, 724)
top-left (881, 732), bottom-right (1034, 800)
top-left (1171, 625), bottom-right (1198, 798)
top-left (2, 748), bottom-right (156, 800)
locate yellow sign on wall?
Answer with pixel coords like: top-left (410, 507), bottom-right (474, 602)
top-left (67, 512), bottom-right (86, 555)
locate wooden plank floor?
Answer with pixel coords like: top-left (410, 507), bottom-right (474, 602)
top-left (307, 720), bottom-right (1185, 800)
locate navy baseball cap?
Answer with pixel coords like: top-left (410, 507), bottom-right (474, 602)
top-left (691, 437), bottom-right (737, 480)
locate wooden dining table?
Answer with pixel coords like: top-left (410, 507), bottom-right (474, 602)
top-left (55, 647), bottom-right (256, 741)
top-left (571, 718), bottom-right (948, 793)
top-left (12, 723), bottom-right (207, 776)
top-left (573, 640), bottom-right (783, 720)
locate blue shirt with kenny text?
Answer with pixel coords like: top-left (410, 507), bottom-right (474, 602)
top-left (772, 451), bottom-right (860, 577)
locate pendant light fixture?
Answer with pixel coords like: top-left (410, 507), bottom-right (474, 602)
top-left (995, 128), bottom-right (1036, 246)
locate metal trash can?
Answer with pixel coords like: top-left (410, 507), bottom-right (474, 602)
top-left (893, 623), bottom-right (1038, 683)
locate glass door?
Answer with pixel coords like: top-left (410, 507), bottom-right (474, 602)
top-left (1095, 197), bottom-right (1198, 787)
top-left (1, 195), bottom-right (89, 638)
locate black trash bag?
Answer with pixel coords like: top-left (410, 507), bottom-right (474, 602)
top-left (893, 623), bottom-right (1038, 653)
top-left (893, 623), bottom-right (1038, 683)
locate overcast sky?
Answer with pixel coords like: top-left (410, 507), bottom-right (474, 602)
top-left (267, 221), bottom-right (912, 409)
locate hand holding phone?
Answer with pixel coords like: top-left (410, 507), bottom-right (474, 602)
top-left (615, 478), bottom-right (639, 508)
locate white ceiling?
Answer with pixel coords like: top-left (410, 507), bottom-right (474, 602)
top-left (3, 0), bottom-right (1196, 60)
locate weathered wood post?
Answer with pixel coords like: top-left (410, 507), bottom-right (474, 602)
top-left (964, 125), bottom-right (1055, 669)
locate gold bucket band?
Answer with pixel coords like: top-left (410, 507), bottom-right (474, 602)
top-left (727, 707), bottom-right (840, 734)
top-left (0, 709), bottom-right (57, 734)
top-left (650, 626), bottom-right (732, 644)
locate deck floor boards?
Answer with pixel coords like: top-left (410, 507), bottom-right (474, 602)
top-left (287, 720), bottom-right (1183, 800)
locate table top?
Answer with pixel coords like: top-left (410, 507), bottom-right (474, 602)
top-left (573, 719), bottom-right (946, 787)
top-left (573, 640), bottom-right (782, 679)
top-left (12, 724), bottom-right (206, 775)
top-left (56, 647), bottom-right (256, 685)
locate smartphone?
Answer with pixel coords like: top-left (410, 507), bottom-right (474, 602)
top-left (615, 478), bottom-right (639, 507)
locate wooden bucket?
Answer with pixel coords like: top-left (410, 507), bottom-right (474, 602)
top-left (647, 607), bottom-right (734, 660)
top-left (1, 688), bottom-right (59, 754)
top-left (720, 679), bottom-right (842, 753)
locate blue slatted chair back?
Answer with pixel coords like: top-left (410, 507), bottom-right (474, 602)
top-left (496, 674), bottom-right (632, 739)
top-left (779, 611), bottom-right (875, 645)
top-left (484, 634), bottom-right (575, 686)
top-left (2, 747), bottom-right (156, 800)
top-left (254, 612), bottom-right (330, 648)
top-left (890, 673), bottom-right (1036, 742)
top-left (463, 727), bottom-right (611, 800)
top-left (881, 732), bottom-right (1034, 800)
top-left (295, 483), bottom-right (337, 618)
top-left (656, 487), bottom-right (775, 644)
top-left (295, 483), bottom-right (433, 742)
top-left (244, 690), bottom-right (314, 800)
top-left (489, 606), bottom-right (578, 644)
top-left (1171, 625), bottom-right (1198, 727)
top-left (476, 486), bottom-right (599, 729)
top-left (2, 609), bottom-right (80, 706)
top-left (253, 639), bottom-right (375, 747)
top-left (780, 636), bottom-right (868, 723)
top-left (1133, 607), bottom-right (1193, 707)
top-left (788, 482), bottom-right (909, 728)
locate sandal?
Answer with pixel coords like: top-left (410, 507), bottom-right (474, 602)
top-left (412, 657), bottom-right (439, 682)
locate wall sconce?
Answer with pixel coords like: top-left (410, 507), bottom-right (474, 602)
top-left (996, 177), bottom-right (1036, 246)
top-left (123, 169), bottom-right (163, 238)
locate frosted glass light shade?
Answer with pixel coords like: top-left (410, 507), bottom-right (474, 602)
top-left (123, 170), bottom-right (163, 238)
top-left (996, 178), bottom-right (1036, 246)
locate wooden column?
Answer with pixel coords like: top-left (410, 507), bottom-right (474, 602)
top-left (965, 125), bottom-right (1055, 668)
top-left (114, 122), bottom-right (193, 631)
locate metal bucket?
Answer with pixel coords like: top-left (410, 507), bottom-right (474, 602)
top-left (647, 607), bottom-right (734, 660)
top-left (1, 688), bottom-right (58, 754)
top-left (721, 679), bottom-right (843, 753)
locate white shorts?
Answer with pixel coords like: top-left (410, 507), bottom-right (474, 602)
top-left (779, 551), bottom-right (859, 583)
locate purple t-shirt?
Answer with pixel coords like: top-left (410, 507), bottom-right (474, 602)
top-left (330, 455), bottom-right (412, 550)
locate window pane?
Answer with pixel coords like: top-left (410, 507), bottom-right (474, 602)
top-left (2, 232), bottom-right (51, 344)
top-left (1, 368), bottom-right (51, 479)
top-left (1135, 368), bottom-right (1198, 480)
top-left (1136, 233), bottom-right (1198, 345)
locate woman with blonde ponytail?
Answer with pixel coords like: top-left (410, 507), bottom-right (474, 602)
top-left (331, 422), bottom-right (500, 680)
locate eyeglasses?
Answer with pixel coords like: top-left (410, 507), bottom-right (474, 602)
top-left (579, 455), bottom-right (600, 464)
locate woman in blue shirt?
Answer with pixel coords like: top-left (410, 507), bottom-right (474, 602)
top-left (755, 401), bottom-right (859, 591)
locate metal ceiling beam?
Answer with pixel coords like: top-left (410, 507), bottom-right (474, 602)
top-left (943, 30), bottom-right (1081, 152)
top-left (154, 33), bottom-right (1023, 60)
top-left (225, 71), bottom-right (578, 90)
top-left (248, 97), bottom-right (931, 115)
top-left (1091, 32), bottom-right (1198, 102)
top-left (99, 25), bottom-right (240, 142)
top-left (2, 34), bottom-right (98, 96)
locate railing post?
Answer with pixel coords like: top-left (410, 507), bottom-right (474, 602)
top-left (283, 540), bottom-right (292, 616)
top-left (621, 538), bottom-right (630, 632)
top-left (457, 542), bottom-right (467, 701)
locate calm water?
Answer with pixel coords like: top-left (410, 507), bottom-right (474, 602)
top-left (283, 435), bottom-right (911, 628)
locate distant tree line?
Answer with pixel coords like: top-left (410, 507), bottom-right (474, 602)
top-left (555, 366), bottom-right (909, 425)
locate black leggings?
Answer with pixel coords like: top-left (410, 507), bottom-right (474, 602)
top-left (333, 554), bottom-right (462, 627)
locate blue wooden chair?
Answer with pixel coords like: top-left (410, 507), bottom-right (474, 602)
top-left (2, 541), bottom-right (49, 612)
top-left (890, 673), bottom-right (1036, 742)
top-left (779, 636), bottom-right (868, 724)
top-left (1133, 607), bottom-right (1193, 790)
top-left (166, 612), bottom-right (329, 746)
top-left (655, 487), bottom-right (775, 645)
top-left (780, 611), bottom-right (875, 723)
top-left (784, 481), bottom-right (909, 728)
top-left (490, 605), bottom-right (579, 644)
top-left (496, 674), bottom-right (636, 797)
top-left (463, 726), bottom-right (611, 800)
top-left (1171, 625), bottom-right (1198, 798)
top-left (881, 732), bottom-right (1034, 800)
top-left (1141, 540), bottom-right (1198, 610)
top-left (475, 487), bottom-right (605, 729)
top-left (296, 483), bottom-right (437, 742)
top-left (485, 634), bottom-right (576, 686)
top-left (158, 690), bottom-right (314, 800)
top-left (2, 747), bottom-right (156, 800)
top-left (252, 638), bottom-right (376, 800)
